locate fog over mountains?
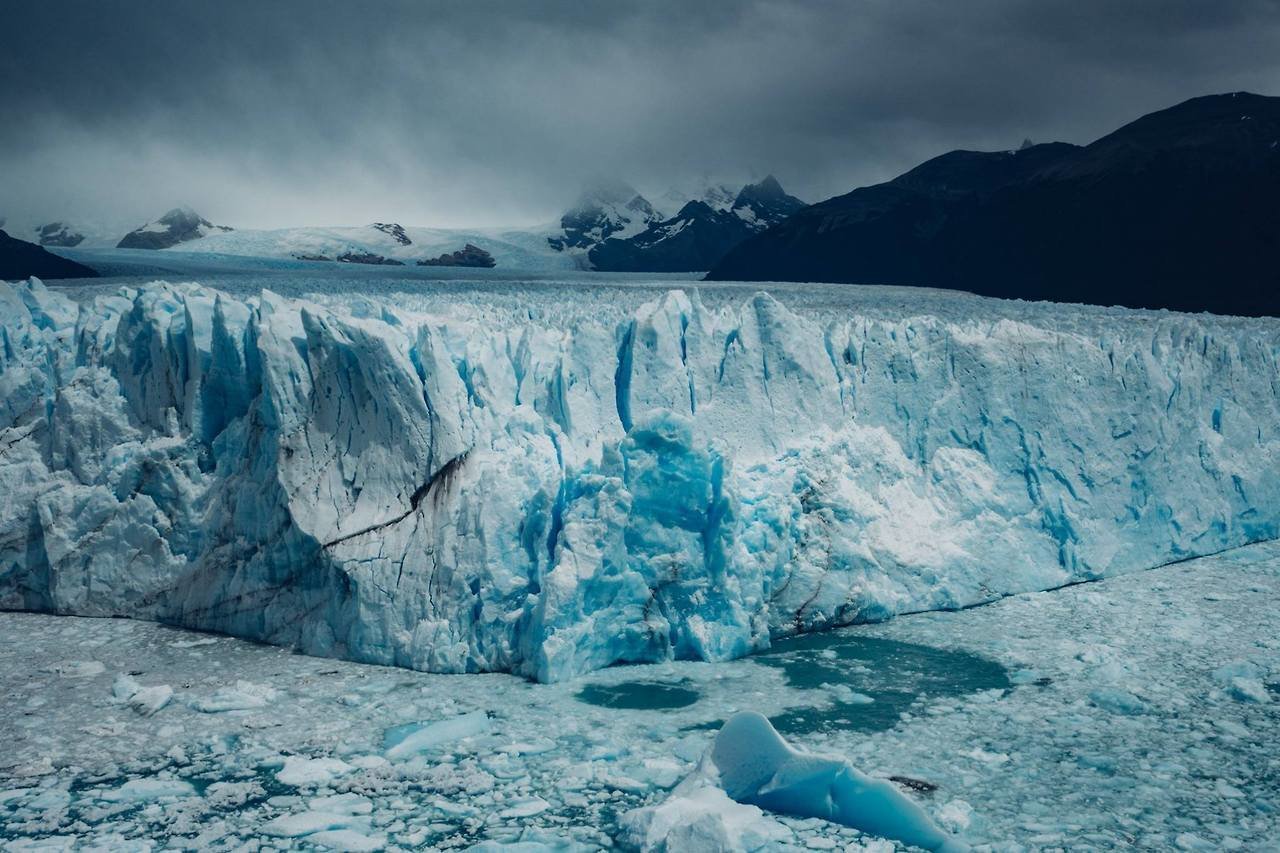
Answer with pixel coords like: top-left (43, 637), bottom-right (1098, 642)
top-left (3, 1), bottom-right (1278, 229)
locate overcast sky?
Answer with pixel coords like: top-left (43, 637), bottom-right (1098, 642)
top-left (3, 0), bottom-right (1278, 230)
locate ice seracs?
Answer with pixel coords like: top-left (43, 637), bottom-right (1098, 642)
top-left (2, 277), bottom-right (1279, 682)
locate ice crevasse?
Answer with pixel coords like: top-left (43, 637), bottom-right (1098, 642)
top-left (1, 277), bottom-right (1278, 682)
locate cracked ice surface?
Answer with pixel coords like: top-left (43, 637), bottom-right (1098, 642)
top-left (1, 541), bottom-right (1277, 850)
top-left (3, 275), bottom-right (1280, 680)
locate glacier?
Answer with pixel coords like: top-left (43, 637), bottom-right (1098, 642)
top-left (2, 275), bottom-right (1279, 682)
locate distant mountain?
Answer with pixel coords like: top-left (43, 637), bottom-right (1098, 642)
top-left (547, 180), bottom-right (662, 253)
top-left (418, 244), bottom-right (496, 268)
top-left (589, 176), bottom-right (805, 272)
top-left (655, 180), bottom-right (739, 217)
top-left (34, 222), bottom-right (86, 248)
top-left (118, 208), bottom-right (232, 250)
top-left (708, 93), bottom-right (1280, 317)
top-left (0, 229), bottom-right (98, 280)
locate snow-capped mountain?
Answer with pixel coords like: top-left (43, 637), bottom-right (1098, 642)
top-left (590, 176), bottom-right (805, 272)
top-left (655, 179), bottom-right (739, 217)
top-left (546, 180), bottom-right (662, 254)
top-left (117, 207), bottom-right (233, 250)
top-left (729, 174), bottom-right (807, 229)
top-left (33, 221), bottom-right (86, 248)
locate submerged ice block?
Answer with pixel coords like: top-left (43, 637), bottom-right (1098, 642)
top-left (2, 276), bottom-right (1279, 680)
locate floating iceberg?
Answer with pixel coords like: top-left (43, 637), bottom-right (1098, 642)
top-left (624, 711), bottom-right (963, 851)
top-left (2, 276), bottom-right (1278, 681)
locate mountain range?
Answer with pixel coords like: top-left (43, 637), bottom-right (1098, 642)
top-left (708, 92), bottom-right (1280, 316)
top-left (587, 176), bottom-right (806, 272)
top-left (5, 92), bottom-right (1278, 315)
top-left (545, 175), bottom-right (806, 272)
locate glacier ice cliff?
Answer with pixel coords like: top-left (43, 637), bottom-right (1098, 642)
top-left (2, 277), bottom-right (1278, 681)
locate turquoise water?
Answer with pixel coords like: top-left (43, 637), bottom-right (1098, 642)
top-left (756, 633), bottom-right (1011, 735)
top-left (575, 680), bottom-right (701, 710)
top-left (574, 631), bottom-right (1010, 735)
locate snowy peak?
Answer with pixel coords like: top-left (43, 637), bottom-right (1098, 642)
top-left (117, 207), bottom-right (233, 250)
top-left (656, 180), bottom-right (739, 217)
top-left (34, 221), bottom-right (86, 248)
top-left (588, 176), bottom-right (807, 272)
top-left (731, 175), bottom-right (806, 230)
top-left (548, 180), bottom-right (662, 252)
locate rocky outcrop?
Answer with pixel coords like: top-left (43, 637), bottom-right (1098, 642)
top-left (418, 244), bottom-right (496, 268)
top-left (337, 251), bottom-right (405, 266)
top-left (371, 223), bottom-right (411, 245)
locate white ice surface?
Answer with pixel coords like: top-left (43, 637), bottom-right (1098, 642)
top-left (170, 224), bottom-right (575, 271)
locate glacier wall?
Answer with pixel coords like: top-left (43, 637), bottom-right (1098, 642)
top-left (2, 277), bottom-right (1278, 681)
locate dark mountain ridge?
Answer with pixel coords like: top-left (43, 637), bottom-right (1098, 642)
top-left (708, 93), bottom-right (1280, 316)
top-left (589, 175), bottom-right (805, 272)
top-left (0, 229), bottom-right (98, 280)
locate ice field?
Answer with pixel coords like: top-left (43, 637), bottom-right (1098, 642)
top-left (2, 540), bottom-right (1277, 850)
top-left (2, 258), bottom-right (1279, 849)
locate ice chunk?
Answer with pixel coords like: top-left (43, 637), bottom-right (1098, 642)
top-left (499, 797), bottom-right (551, 818)
top-left (1226, 678), bottom-right (1271, 703)
top-left (622, 781), bottom-right (793, 852)
top-left (710, 712), bottom-right (963, 852)
top-left (383, 711), bottom-right (491, 760)
top-left (309, 829), bottom-right (386, 851)
top-left (47, 660), bottom-right (105, 678)
top-left (191, 680), bottom-right (278, 712)
top-left (111, 673), bottom-right (173, 716)
top-left (99, 778), bottom-right (196, 802)
top-left (1089, 688), bottom-right (1149, 715)
top-left (275, 756), bottom-right (355, 787)
top-left (262, 810), bottom-right (356, 837)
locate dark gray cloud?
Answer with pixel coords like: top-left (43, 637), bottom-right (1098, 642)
top-left (2, 0), bottom-right (1278, 229)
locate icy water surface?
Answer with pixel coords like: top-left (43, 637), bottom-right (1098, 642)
top-left (2, 541), bottom-right (1278, 850)
top-left (756, 635), bottom-right (1012, 736)
top-left (576, 636), bottom-right (1012, 737)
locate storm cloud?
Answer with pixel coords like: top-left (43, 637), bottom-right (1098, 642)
top-left (3, 0), bottom-right (1278, 229)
